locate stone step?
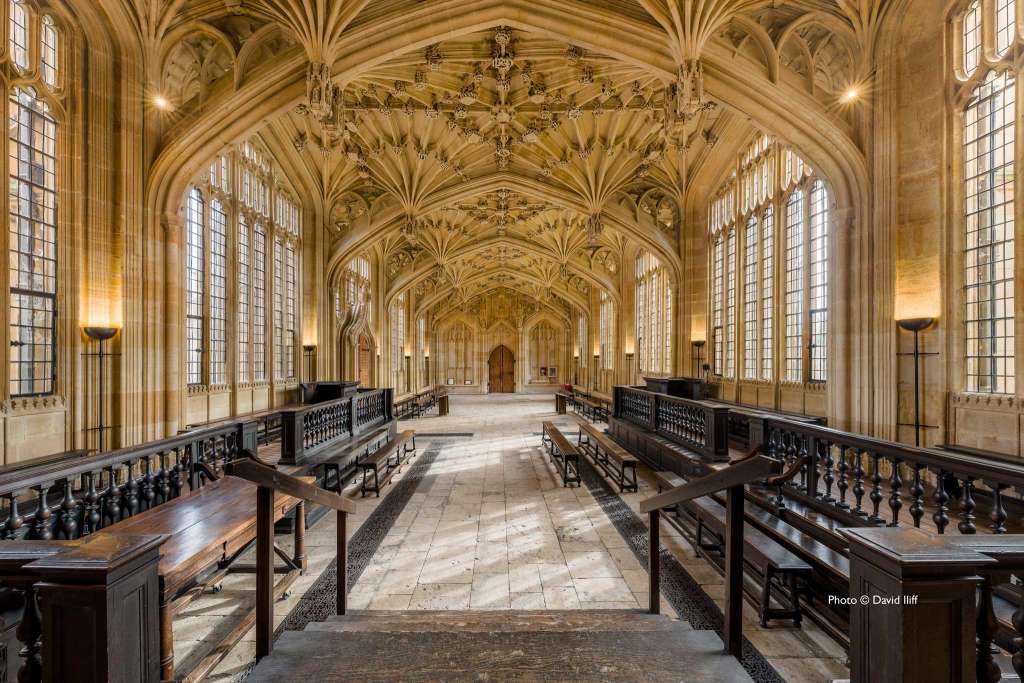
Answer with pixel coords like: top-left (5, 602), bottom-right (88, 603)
top-left (309, 608), bottom-right (685, 634)
top-left (248, 626), bottom-right (752, 682)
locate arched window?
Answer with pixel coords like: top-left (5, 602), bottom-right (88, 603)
top-left (707, 136), bottom-right (828, 389)
top-left (185, 187), bottom-right (204, 386)
top-left (40, 15), bottom-right (57, 87)
top-left (635, 251), bottom-right (673, 376)
top-left (783, 189), bottom-right (805, 382)
top-left (997, 0), bottom-right (1016, 54)
top-left (390, 293), bottom-right (407, 392)
top-left (964, 1), bottom-right (982, 74)
top-left (9, 1), bottom-right (27, 71)
top-left (599, 290), bottom-right (614, 370)
top-left (742, 214), bottom-right (758, 379)
top-left (9, 87), bottom-right (57, 396)
top-left (964, 70), bottom-right (1016, 393)
top-left (183, 143), bottom-right (300, 388)
top-left (760, 206), bottom-right (775, 381)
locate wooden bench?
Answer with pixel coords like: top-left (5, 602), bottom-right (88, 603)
top-left (101, 472), bottom-right (308, 682)
top-left (541, 422), bottom-right (581, 487)
top-left (314, 425), bottom-right (394, 494)
top-left (577, 423), bottom-right (638, 492)
top-left (358, 430), bottom-right (417, 497)
top-left (555, 392), bottom-right (570, 414)
top-left (655, 470), bottom-right (812, 627)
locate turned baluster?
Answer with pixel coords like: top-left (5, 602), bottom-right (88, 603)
top-left (124, 461), bottom-right (140, 517)
top-left (821, 441), bottom-right (835, 501)
top-left (933, 470), bottom-right (951, 534)
top-left (836, 447), bottom-right (849, 509)
top-left (156, 453), bottom-right (170, 504)
top-left (16, 580), bottom-right (42, 683)
top-left (59, 479), bottom-right (78, 539)
top-left (797, 435), bottom-right (810, 492)
top-left (852, 449), bottom-right (866, 515)
top-left (908, 464), bottom-right (925, 528)
top-left (976, 575), bottom-right (1001, 683)
top-left (888, 459), bottom-right (903, 527)
top-left (991, 485), bottom-right (1008, 534)
top-left (5, 493), bottom-right (24, 539)
top-left (868, 454), bottom-right (884, 523)
top-left (32, 485), bottom-right (52, 541)
top-left (105, 465), bottom-right (122, 527)
top-left (141, 455), bottom-right (156, 512)
top-left (83, 471), bottom-right (101, 535)
top-left (1011, 581), bottom-right (1024, 680)
top-left (170, 452), bottom-right (185, 497)
top-left (958, 476), bottom-right (977, 534)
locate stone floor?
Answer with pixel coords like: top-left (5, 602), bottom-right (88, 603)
top-left (177, 392), bottom-right (849, 682)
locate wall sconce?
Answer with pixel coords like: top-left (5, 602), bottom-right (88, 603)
top-left (83, 326), bottom-right (120, 453)
top-left (896, 317), bottom-right (938, 447)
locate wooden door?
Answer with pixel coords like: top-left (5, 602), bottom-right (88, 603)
top-left (358, 335), bottom-right (372, 387)
top-left (488, 345), bottom-right (515, 393)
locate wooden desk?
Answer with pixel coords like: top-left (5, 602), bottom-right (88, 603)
top-left (103, 474), bottom-right (307, 683)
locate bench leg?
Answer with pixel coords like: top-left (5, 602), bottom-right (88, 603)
top-left (789, 573), bottom-right (803, 628)
top-left (160, 597), bottom-right (174, 681)
top-left (360, 467), bottom-right (369, 497)
top-left (294, 501), bottom-right (307, 572)
top-left (760, 568), bottom-right (774, 628)
top-left (374, 467), bottom-right (381, 497)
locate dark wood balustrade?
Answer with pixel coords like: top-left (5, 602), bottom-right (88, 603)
top-left (226, 454), bottom-right (354, 662)
top-left (640, 452), bottom-right (784, 656)
top-left (0, 422), bottom-right (247, 542)
top-left (393, 386), bottom-right (447, 420)
top-left (279, 387), bottom-right (393, 465)
top-left (613, 386), bottom-right (730, 461)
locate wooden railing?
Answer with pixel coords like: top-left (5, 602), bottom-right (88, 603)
top-left (757, 415), bottom-right (1024, 534)
top-left (393, 386), bottom-right (447, 420)
top-left (639, 452), bottom-right (784, 656)
top-left (613, 386), bottom-right (730, 461)
top-left (0, 422), bottom-right (246, 541)
top-left (279, 387), bottom-right (393, 465)
top-left (226, 454), bottom-right (355, 662)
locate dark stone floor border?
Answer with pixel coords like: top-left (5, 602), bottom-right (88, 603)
top-left (573, 448), bottom-right (785, 683)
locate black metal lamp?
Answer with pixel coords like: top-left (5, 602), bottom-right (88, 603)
top-left (302, 344), bottom-right (316, 379)
top-left (896, 317), bottom-right (938, 446)
top-left (83, 326), bottom-right (119, 452)
top-left (691, 340), bottom-right (706, 379)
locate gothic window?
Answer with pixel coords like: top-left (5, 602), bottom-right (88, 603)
top-left (784, 189), bottom-right (805, 382)
top-left (963, 1), bottom-right (982, 74)
top-left (9, 87), bottom-right (57, 396)
top-left (9, 1), bottom-right (27, 71)
top-left (183, 142), bottom-right (300, 389)
top-left (209, 199), bottom-right (228, 384)
top-left (964, 70), bottom-right (1016, 393)
top-left (390, 293), bottom-right (407, 392)
top-left (997, 0), bottom-right (1016, 54)
top-left (41, 16), bottom-right (58, 87)
top-left (442, 321), bottom-right (472, 385)
top-left (708, 136), bottom-right (829, 388)
top-left (185, 188), bottom-right (204, 386)
top-left (742, 214), bottom-right (758, 380)
top-left (599, 290), bottom-right (614, 370)
top-left (636, 250), bottom-right (673, 376)
top-left (760, 206), bottom-right (775, 381)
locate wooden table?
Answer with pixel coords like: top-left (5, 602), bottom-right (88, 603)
top-left (101, 474), bottom-right (307, 683)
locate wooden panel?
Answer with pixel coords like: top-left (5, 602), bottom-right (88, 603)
top-left (488, 345), bottom-right (515, 393)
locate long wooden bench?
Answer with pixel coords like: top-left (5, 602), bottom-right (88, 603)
top-left (358, 430), bottom-right (417, 497)
top-left (655, 470), bottom-right (812, 627)
top-left (314, 424), bottom-right (394, 494)
top-left (541, 422), bottom-right (581, 487)
top-left (577, 423), bottom-right (638, 492)
top-left (101, 471), bottom-right (308, 682)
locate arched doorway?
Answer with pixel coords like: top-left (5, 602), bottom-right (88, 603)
top-left (358, 334), bottom-right (372, 387)
top-left (488, 345), bottom-right (515, 393)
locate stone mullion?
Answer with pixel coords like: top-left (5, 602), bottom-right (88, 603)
top-left (225, 190), bottom-right (239, 411)
top-left (801, 181), bottom-right (813, 386)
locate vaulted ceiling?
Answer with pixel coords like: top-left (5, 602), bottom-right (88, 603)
top-left (141, 0), bottom-right (884, 324)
